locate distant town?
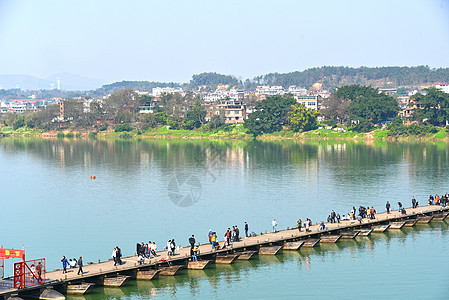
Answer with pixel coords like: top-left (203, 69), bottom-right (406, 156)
top-left (1, 66), bottom-right (449, 137)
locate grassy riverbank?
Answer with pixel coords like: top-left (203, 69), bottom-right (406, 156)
top-left (1, 125), bottom-right (448, 141)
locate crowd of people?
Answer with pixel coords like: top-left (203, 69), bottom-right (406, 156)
top-left (60, 194), bottom-right (447, 273)
top-left (60, 256), bottom-right (83, 275)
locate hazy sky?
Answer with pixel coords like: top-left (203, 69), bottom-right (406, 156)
top-left (0, 0), bottom-right (448, 84)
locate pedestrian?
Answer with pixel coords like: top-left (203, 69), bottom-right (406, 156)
top-left (412, 196), bottom-right (416, 209)
top-left (336, 214), bottom-right (341, 223)
top-left (211, 232), bottom-right (217, 250)
top-left (208, 229), bottom-right (213, 244)
top-left (167, 240), bottom-right (172, 255)
top-left (331, 210), bottom-right (336, 223)
top-left (297, 219), bottom-right (302, 232)
top-left (112, 248), bottom-right (117, 266)
top-left (36, 262), bottom-right (43, 282)
top-left (170, 239), bottom-right (176, 255)
top-left (272, 219), bottom-right (277, 233)
top-left (305, 219), bottom-right (310, 232)
top-left (116, 246), bottom-right (122, 265)
top-left (386, 201), bottom-right (391, 214)
top-left (61, 256), bottom-right (69, 274)
top-left (189, 235), bottom-right (196, 256)
top-left (77, 256), bottom-right (83, 275)
top-left (235, 225), bottom-right (240, 242)
top-left (244, 222), bottom-right (249, 237)
top-left (226, 228), bottom-right (231, 245)
top-left (319, 222), bottom-right (325, 230)
top-left (138, 253), bottom-right (145, 265)
top-left (398, 202), bottom-right (402, 211)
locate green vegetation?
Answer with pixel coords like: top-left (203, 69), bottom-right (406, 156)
top-left (249, 66), bottom-right (449, 90)
top-left (114, 123), bottom-right (132, 132)
top-left (244, 95), bottom-right (296, 137)
top-left (409, 87), bottom-right (449, 126)
top-left (119, 132), bottom-right (132, 139)
top-left (65, 132), bottom-right (74, 138)
top-left (288, 104), bottom-right (319, 132)
top-left (57, 132), bottom-right (65, 139)
top-left (88, 131), bottom-right (98, 139)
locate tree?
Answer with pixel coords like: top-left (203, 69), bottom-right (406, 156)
top-left (288, 104), bottom-right (320, 132)
top-left (184, 101), bottom-right (206, 129)
top-left (244, 95), bottom-right (296, 137)
top-left (320, 94), bottom-right (350, 123)
top-left (333, 85), bottom-right (399, 123)
top-left (409, 87), bottom-right (449, 126)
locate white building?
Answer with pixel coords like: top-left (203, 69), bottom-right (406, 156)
top-left (287, 85), bottom-right (307, 96)
top-left (152, 87), bottom-right (184, 97)
top-left (436, 84), bottom-right (449, 94)
top-left (295, 95), bottom-right (320, 110)
top-left (256, 85), bottom-right (285, 96)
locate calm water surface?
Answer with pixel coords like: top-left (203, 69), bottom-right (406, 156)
top-left (0, 138), bottom-right (448, 299)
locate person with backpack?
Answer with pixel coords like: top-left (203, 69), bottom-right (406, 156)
top-left (170, 239), bottom-right (176, 255)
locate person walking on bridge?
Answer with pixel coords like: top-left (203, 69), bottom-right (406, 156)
top-left (77, 256), bottom-right (84, 275)
top-left (386, 201), bottom-right (391, 214)
top-left (61, 256), bottom-right (69, 274)
top-left (272, 219), bottom-right (278, 233)
top-left (244, 222), bottom-right (249, 237)
top-left (412, 196), bottom-right (417, 209)
top-left (189, 235), bottom-right (196, 256)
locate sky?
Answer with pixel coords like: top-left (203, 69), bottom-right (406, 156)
top-left (0, 0), bottom-right (448, 84)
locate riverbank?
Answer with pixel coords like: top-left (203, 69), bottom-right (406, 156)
top-left (1, 125), bottom-right (448, 141)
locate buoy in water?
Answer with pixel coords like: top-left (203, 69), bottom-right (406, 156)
top-left (91, 176), bottom-right (96, 180)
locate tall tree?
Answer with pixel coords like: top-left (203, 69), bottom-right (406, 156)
top-left (244, 95), bottom-right (296, 137)
top-left (184, 100), bottom-right (206, 129)
top-left (410, 87), bottom-right (449, 126)
top-left (288, 104), bottom-right (320, 132)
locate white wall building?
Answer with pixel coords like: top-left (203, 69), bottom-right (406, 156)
top-left (436, 84), bottom-right (449, 94)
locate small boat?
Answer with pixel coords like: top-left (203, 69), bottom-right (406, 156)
top-left (372, 225), bottom-right (390, 232)
top-left (136, 270), bottom-right (160, 280)
top-left (358, 229), bottom-right (373, 236)
top-left (283, 241), bottom-right (304, 250)
top-left (215, 254), bottom-right (239, 264)
top-left (103, 275), bottom-right (130, 287)
top-left (403, 219), bottom-right (417, 227)
top-left (187, 260), bottom-right (211, 270)
top-left (432, 212), bottom-right (449, 221)
top-left (159, 265), bottom-right (183, 276)
top-left (389, 221), bottom-right (406, 229)
top-left (237, 251), bottom-right (257, 260)
top-left (259, 245), bottom-right (283, 255)
top-left (339, 231), bottom-right (359, 239)
top-left (417, 216), bottom-right (433, 223)
top-left (66, 283), bottom-right (95, 295)
top-left (319, 235), bottom-right (341, 243)
top-left (302, 239), bottom-right (320, 247)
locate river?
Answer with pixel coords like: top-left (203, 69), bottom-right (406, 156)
top-left (0, 138), bottom-right (448, 299)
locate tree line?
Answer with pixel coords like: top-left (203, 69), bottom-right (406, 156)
top-left (2, 85), bottom-right (449, 137)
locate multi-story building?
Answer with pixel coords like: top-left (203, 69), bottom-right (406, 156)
top-left (205, 99), bottom-right (247, 124)
top-left (295, 95), bottom-right (321, 110)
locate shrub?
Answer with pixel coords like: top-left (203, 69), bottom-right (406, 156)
top-left (99, 125), bottom-right (108, 131)
top-left (56, 132), bottom-right (65, 139)
top-left (88, 132), bottom-right (98, 139)
top-left (65, 132), bottom-right (74, 138)
top-left (119, 132), bottom-right (132, 139)
top-left (76, 133), bottom-right (82, 138)
top-left (115, 123), bottom-right (132, 132)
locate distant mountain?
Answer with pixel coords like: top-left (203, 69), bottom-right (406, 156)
top-left (0, 73), bottom-right (105, 91)
top-left (0, 74), bottom-right (52, 90)
top-left (248, 66), bottom-right (449, 90)
top-left (46, 73), bottom-right (105, 91)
